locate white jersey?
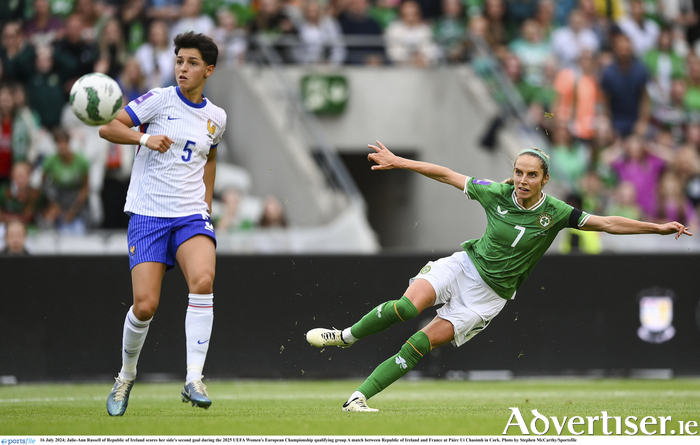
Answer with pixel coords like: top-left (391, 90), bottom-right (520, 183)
top-left (124, 86), bottom-right (227, 217)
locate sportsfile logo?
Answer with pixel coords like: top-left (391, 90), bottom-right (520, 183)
top-left (503, 408), bottom-right (699, 436)
top-left (1, 439), bottom-right (36, 445)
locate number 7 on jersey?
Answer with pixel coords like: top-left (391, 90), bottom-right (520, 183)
top-left (511, 225), bottom-right (526, 247)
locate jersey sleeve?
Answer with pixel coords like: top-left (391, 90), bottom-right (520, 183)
top-left (464, 176), bottom-right (510, 207)
top-left (210, 110), bottom-right (227, 148)
top-left (124, 88), bottom-right (165, 127)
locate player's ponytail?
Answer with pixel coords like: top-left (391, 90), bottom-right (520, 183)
top-left (503, 178), bottom-right (515, 185)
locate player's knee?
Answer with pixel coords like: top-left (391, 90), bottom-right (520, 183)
top-left (393, 296), bottom-right (418, 321)
top-left (188, 272), bottom-right (214, 294)
top-left (133, 301), bottom-right (158, 320)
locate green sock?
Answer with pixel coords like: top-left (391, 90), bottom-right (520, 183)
top-left (358, 331), bottom-right (431, 399)
top-left (350, 296), bottom-right (418, 340)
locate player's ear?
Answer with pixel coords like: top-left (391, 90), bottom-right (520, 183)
top-left (541, 173), bottom-right (549, 187)
top-left (205, 65), bottom-right (215, 78)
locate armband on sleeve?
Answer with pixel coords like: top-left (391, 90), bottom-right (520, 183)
top-left (568, 208), bottom-right (583, 228)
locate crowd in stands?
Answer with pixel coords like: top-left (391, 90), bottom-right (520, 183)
top-left (2, 0), bottom-right (700, 253)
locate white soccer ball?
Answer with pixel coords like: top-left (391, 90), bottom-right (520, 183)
top-left (69, 73), bottom-right (123, 126)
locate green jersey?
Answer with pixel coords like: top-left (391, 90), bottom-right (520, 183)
top-left (462, 177), bottom-right (590, 300)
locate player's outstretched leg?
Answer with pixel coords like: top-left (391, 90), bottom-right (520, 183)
top-left (342, 330), bottom-right (431, 412)
top-left (306, 296), bottom-right (418, 348)
top-left (182, 378), bottom-right (212, 409)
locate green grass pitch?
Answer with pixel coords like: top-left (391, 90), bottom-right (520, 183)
top-left (1, 379), bottom-right (700, 435)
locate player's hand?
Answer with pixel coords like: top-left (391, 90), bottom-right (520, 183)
top-left (146, 135), bottom-right (175, 153)
top-left (368, 140), bottom-right (399, 170)
top-left (658, 221), bottom-right (692, 239)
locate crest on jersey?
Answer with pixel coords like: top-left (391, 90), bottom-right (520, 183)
top-left (207, 119), bottom-right (216, 139)
top-left (420, 265), bottom-right (431, 274)
top-left (537, 212), bottom-right (553, 229)
top-left (130, 245), bottom-right (136, 256)
top-left (638, 288), bottom-right (675, 344)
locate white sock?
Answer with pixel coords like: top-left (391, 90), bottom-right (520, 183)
top-left (119, 306), bottom-right (152, 381)
top-left (347, 391), bottom-right (364, 404)
top-left (342, 327), bottom-right (357, 344)
top-left (185, 293), bottom-right (214, 383)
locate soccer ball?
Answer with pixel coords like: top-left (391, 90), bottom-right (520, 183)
top-left (69, 73), bottom-right (123, 126)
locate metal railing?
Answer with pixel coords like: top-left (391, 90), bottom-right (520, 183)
top-left (249, 34), bottom-right (365, 207)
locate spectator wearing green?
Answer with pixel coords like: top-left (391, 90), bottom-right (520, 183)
top-left (41, 128), bottom-right (90, 234)
top-left (433, 0), bottom-right (467, 63)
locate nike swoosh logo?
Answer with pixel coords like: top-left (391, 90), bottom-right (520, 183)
top-left (197, 339), bottom-right (209, 344)
top-left (167, 116), bottom-right (180, 120)
top-left (497, 206), bottom-right (508, 215)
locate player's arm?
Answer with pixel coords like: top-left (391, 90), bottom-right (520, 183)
top-left (98, 109), bottom-right (174, 153)
top-left (368, 140), bottom-right (467, 190)
top-left (203, 147), bottom-right (217, 215)
top-left (579, 214), bottom-right (692, 239)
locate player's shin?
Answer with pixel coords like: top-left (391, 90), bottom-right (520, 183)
top-left (350, 296), bottom-right (418, 340)
top-left (120, 306), bottom-right (151, 380)
top-left (185, 293), bottom-right (214, 383)
top-left (356, 331), bottom-right (431, 400)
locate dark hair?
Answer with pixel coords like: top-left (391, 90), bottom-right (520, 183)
top-left (173, 31), bottom-right (219, 67)
top-left (52, 127), bottom-right (70, 142)
top-left (503, 148), bottom-right (550, 185)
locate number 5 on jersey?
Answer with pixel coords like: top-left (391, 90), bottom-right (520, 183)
top-left (182, 140), bottom-right (195, 162)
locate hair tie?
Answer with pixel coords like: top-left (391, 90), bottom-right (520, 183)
top-left (518, 148), bottom-right (549, 170)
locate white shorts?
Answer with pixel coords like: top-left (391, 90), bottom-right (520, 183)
top-left (410, 251), bottom-right (507, 347)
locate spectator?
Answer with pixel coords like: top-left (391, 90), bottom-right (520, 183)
top-left (120, 0), bottom-right (148, 53)
top-left (548, 119), bottom-right (590, 192)
top-left (533, 0), bottom-right (556, 38)
top-left (433, 0), bottom-right (467, 63)
top-left (502, 52), bottom-right (537, 105)
top-left (508, 19), bottom-right (551, 87)
top-left (643, 26), bottom-right (686, 103)
top-left (0, 85), bottom-right (30, 184)
top-left (134, 20), bottom-right (176, 90)
top-left (96, 18), bottom-right (129, 80)
top-left (606, 180), bottom-right (643, 220)
top-left (504, 0), bottom-right (538, 36)
top-left (337, 0), bottom-right (385, 65)
top-left (248, 0), bottom-right (299, 63)
top-left (550, 9), bottom-right (600, 69)
top-left (579, 169), bottom-right (608, 215)
top-left (651, 78), bottom-right (689, 144)
top-left (169, 0), bottom-right (216, 42)
top-left (0, 162), bottom-right (38, 224)
top-left (592, 0), bottom-right (625, 22)
top-left (52, 14), bottom-right (99, 90)
top-left (384, 0), bottom-right (439, 67)
top-left (656, 170), bottom-right (699, 232)
top-left (73, 0), bottom-right (107, 42)
top-left (481, 0), bottom-right (509, 55)
top-left (10, 83), bottom-right (42, 166)
top-left (529, 56), bottom-right (558, 130)
top-left (600, 33), bottom-right (650, 137)
top-left (552, 49), bottom-right (600, 141)
top-left (410, 0), bottom-right (442, 21)
top-left (368, 0), bottom-right (398, 31)
top-left (618, 0), bottom-right (660, 57)
top-left (579, 0), bottom-right (612, 51)
top-left (26, 45), bottom-right (68, 129)
top-left (215, 188), bottom-right (255, 232)
top-left (24, 0), bottom-right (65, 48)
top-left (1, 22), bottom-right (36, 84)
top-left (683, 54), bottom-right (700, 114)
top-left (118, 58), bottom-right (148, 103)
top-left (211, 8), bottom-right (248, 68)
top-left (602, 134), bottom-right (666, 219)
top-left (40, 128), bottom-right (90, 233)
top-left (0, 219), bottom-right (29, 255)
top-left (259, 195), bottom-right (287, 227)
top-left (296, 0), bottom-right (346, 65)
